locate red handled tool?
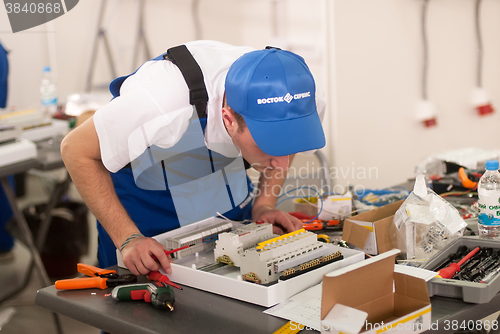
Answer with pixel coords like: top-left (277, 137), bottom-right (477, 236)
top-left (147, 271), bottom-right (182, 290)
top-left (436, 247), bottom-right (480, 279)
top-left (148, 245), bottom-right (189, 290)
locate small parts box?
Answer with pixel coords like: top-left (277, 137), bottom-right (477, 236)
top-left (321, 249), bottom-right (431, 334)
top-left (422, 236), bottom-right (500, 303)
top-left (343, 200), bottom-right (403, 255)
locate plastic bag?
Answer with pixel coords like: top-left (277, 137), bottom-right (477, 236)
top-left (393, 175), bottom-right (467, 260)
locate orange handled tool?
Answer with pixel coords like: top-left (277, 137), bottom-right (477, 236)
top-left (77, 263), bottom-right (116, 277)
top-left (458, 167), bottom-right (478, 189)
top-left (302, 221), bottom-right (324, 231)
top-left (56, 277), bottom-right (109, 290)
top-left (326, 220), bottom-right (340, 226)
top-left (55, 263), bottom-right (137, 290)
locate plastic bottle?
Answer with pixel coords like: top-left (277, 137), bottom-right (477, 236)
top-left (478, 160), bottom-right (500, 238)
top-left (40, 66), bottom-right (58, 116)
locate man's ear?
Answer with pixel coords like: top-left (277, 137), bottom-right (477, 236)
top-left (222, 108), bottom-right (238, 134)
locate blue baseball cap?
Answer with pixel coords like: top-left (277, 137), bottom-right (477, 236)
top-left (225, 47), bottom-right (325, 156)
top-left (0, 42), bottom-right (8, 108)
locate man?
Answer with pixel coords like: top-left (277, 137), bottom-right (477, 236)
top-left (61, 41), bottom-right (326, 276)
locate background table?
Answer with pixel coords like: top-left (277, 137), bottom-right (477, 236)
top-left (0, 138), bottom-right (68, 334)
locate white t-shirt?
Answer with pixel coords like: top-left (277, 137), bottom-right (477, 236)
top-left (93, 40), bottom-right (326, 173)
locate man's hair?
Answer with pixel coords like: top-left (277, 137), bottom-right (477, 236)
top-left (223, 96), bottom-right (247, 133)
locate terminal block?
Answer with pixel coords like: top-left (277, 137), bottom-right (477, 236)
top-left (279, 251), bottom-right (343, 281)
top-left (164, 221), bottom-right (233, 259)
top-left (214, 222), bottom-right (275, 267)
top-left (239, 229), bottom-right (337, 285)
top-left (241, 272), bottom-right (261, 284)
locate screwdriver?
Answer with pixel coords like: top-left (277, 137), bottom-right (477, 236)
top-left (147, 271), bottom-right (182, 290)
top-left (436, 247), bottom-right (480, 279)
top-left (151, 245), bottom-right (190, 262)
top-left (148, 245), bottom-right (189, 290)
top-left (111, 282), bottom-right (176, 311)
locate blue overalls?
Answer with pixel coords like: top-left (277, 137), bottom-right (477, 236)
top-left (97, 49), bottom-right (253, 268)
top-left (0, 42), bottom-right (14, 254)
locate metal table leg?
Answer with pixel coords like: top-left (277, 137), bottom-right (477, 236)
top-left (0, 176), bottom-right (64, 334)
top-left (35, 174), bottom-right (71, 252)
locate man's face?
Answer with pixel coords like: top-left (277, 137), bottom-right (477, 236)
top-left (222, 108), bottom-right (289, 173)
top-left (233, 126), bottom-right (290, 173)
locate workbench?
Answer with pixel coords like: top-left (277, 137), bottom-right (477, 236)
top-left (34, 264), bottom-right (500, 334)
top-left (33, 177), bottom-right (500, 333)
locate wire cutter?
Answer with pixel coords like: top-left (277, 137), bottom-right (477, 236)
top-left (55, 264), bottom-right (137, 290)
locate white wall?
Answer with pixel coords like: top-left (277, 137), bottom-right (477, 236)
top-left (0, 0), bottom-right (325, 106)
top-left (333, 0), bottom-right (500, 190)
top-left (1, 0), bottom-right (499, 190)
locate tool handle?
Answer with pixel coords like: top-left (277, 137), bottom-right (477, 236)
top-left (55, 277), bottom-right (108, 290)
top-left (436, 263), bottom-right (460, 279)
top-left (458, 247), bottom-right (480, 267)
top-left (147, 271), bottom-right (182, 290)
top-left (326, 220), bottom-right (340, 226)
top-left (111, 283), bottom-right (152, 301)
top-left (458, 167), bottom-right (478, 189)
top-left (77, 263), bottom-right (116, 277)
top-left (303, 222), bottom-right (323, 231)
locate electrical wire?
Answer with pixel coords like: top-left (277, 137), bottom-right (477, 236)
top-left (421, 0), bottom-right (430, 100)
top-left (216, 212), bottom-right (235, 222)
top-left (299, 197), bottom-right (342, 217)
top-left (440, 190), bottom-right (478, 198)
top-left (298, 197), bottom-right (371, 219)
top-left (354, 187), bottom-right (409, 207)
top-left (475, 0), bottom-right (484, 88)
top-left (216, 212), bottom-right (252, 224)
top-left (276, 186), bottom-right (324, 223)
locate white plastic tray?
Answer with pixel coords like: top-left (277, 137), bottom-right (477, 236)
top-left (118, 218), bottom-right (365, 307)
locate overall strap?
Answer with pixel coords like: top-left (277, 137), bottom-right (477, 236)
top-left (164, 45), bottom-right (208, 120)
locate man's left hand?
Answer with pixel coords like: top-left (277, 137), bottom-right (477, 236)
top-left (253, 205), bottom-right (303, 234)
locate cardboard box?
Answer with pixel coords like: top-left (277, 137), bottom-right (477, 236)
top-left (343, 200), bottom-right (403, 255)
top-left (117, 217), bottom-right (366, 307)
top-left (321, 249), bottom-right (431, 334)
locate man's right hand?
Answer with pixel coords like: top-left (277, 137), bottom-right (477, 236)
top-left (120, 235), bottom-right (173, 276)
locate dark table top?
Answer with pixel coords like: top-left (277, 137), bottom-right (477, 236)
top-left (36, 266), bottom-right (294, 334)
top-left (34, 265), bottom-right (500, 334)
top-left (34, 137), bottom-right (65, 171)
top-left (0, 158), bottom-right (39, 178)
